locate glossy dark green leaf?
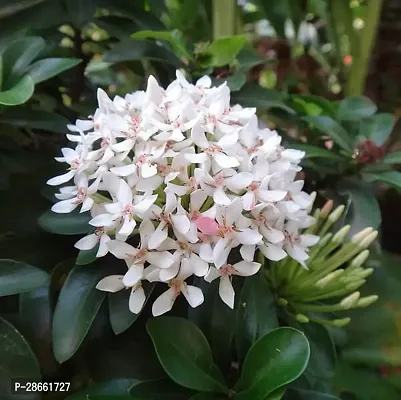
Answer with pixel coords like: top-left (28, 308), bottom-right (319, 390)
top-left (147, 316), bottom-right (228, 394)
top-left (303, 116), bottom-right (353, 152)
top-left (109, 282), bottom-right (154, 335)
top-left (213, 73), bottom-right (246, 92)
top-left (103, 39), bottom-right (181, 66)
top-left (339, 182), bottom-right (381, 236)
top-left (95, 15), bottom-right (139, 38)
top-left (0, 74), bottom-right (34, 105)
top-left (287, 144), bottom-right (347, 161)
top-left (129, 378), bottom-right (194, 399)
top-left (76, 246), bottom-right (98, 266)
top-left (383, 151), bottom-right (401, 165)
top-left (293, 95), bottom-right (337, 116)
top-left (0, 259), bottom-right (49, 296)
top-left (19, 287), bottom-right (58, 376)
top-left (38, 209), bottom-right (91, 235)
top-left (301, 323), bottom-right (336, 380)
top-left (2, 36), bottom-right (45, 78)
top-left (235, 327), bottom-right (310, 400)
top-left (132, 29), bottom-right (192, 61)
top-left (52, 266), bottom-right (107, 363)
top-left (0, 0), bottom-right (45, 19)
top-left (338, 96), bottom-right (377, 121)
top-left (236, 48), bottom-right (266, 72)
top-left (361, 113), bottom-right (394, 146)
top-left (189, 394), bottom-right (225, 400)
top-left (287, 389), bottom-right (340, 400)
top-left (363, 170), bottom-right (401, 190)
top-left (206, 35), bottom-right (246, 67)
top-left (66, 0), bottom-right (96, 26)
top-left (265, 388), bottom-right (286, 400)
top-left (334, 361), bottom-right (400, 400)
top-left (254, 0), bottom-right (287, 37)
top-left (66, 379), bottom-right (136, 399)
top-left (0, 108), bottom-right (69, 134)
top-left (236, 272), bottom-right (279, 360)
top-left (0, 316), bottom-right (41, 400)
top-left (26, 57), bottom-right (81, 84)
top-left (231, 83), bottom-right (291, 111)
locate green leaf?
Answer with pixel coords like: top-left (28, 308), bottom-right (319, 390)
top-left (0, 259), bottom-right (49, 296)
top-left (19, 286), bottom-right (58, 378)
top-left (235, 327), bottom-right (310, 400)
top-left (0, 54), bottom-right (3, 90)
top-left (2, 36), bottom-right (45, 79)
top-left (303, 116), bottom-right (353, 152)
top-left (289, 143), bottom-right (348, 161)
top-left (361, 113), bottom-right (395, 146)
top-left (254, 1), bottom-right (287, 37)
top-left (236, 48), bottom-right (266, 72)
top-left (0, 0), bottom-right (45, 19)
top-left (76, 246), bottom-right (99, 266)
top-left (0, 108), bottom-right (69, 133)
top-left (335, 361), bottom-right (400, 400)
top-left (301, 323), bottom-right (336, 380)
top-left (65, 379), bottom-right (136, 399)
top-left (0, 74), bottom-right (34, 105)
top-left (190, 394), bottom-right (225, 400)
top-left (206, 35), bottom-right (246, 67)
top-left (129, 378), bottom-right (194, 399)
top-left (212, 73), bottom-right (246, 92)
top-left (103, 39), bottom-right (181, 66)
top-left (66, 0), bottom-right (96, 26)
top-left (95, 15), bottom-right (140, 39)
top-left (52, 266), bottom-right (107, 363)
top-left (147, 316), bottom-right (228, 394)
top-left (265, 388), bottom-right (286, 400)
top-left (26, 57), bottom-right (81, 84)
top-left (338, 96), bottom-right (377, 121)
top-left (109, 282), bottom-right (154, 335)
top-left (0, 316), bottom-right (41, 399)
top-left (236, 272), bottom-right (279, 360)
top-left (38, 209), bottom-right (91, 235)
top-left (383, 151), bottom-right (401, 165)
top-left (287, 389), bottom-right (340, 400)
top-left (293, 95), bottom-right (337, 117)
top-left (132, 29), bottom-right (192, 61)
top-left (363, 170), bottom-right (401, 190)
top-left (339, 182), bottom-right (381, 236)
top-left (231, 83), bottom-right (291, 111)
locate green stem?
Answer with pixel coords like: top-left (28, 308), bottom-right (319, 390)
top-left (346, 0), bottom-right (383, 96)
top-left (212, 0), bottom-right (238, 39)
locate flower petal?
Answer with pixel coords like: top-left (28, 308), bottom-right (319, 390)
top-left (240, 245), bottom-right (255, 262)
top-left (214, 152), bottom-right (239, 168)
top-left (129, 286), bottom-right (146, 314)
top-left (96, 275), bottom-right (125, 292)
top-left (196, 217), bottom-right (219, 236)
top-left (213, 237), bottom-right (232, 268)
top-left (190, 253), bottom-right (209, 277)
top-left (107, 240), bottom-right (137, 259)
top-left (89, 213), bottom-right (115, 227)
top-left (235, 229), bottom-right (263, 245)
top-left (148, 222), bottom-right (168, 250)
top-left (182, 284), bottom-right (204, 308)
top-left (152, 287), bottom-right (176, 317)
top-left (146, 251), bottom-right (174, 269)
top-left (259, 244), bottom-right (287, 261)
top-left (75, 233), bottom-right (98, 250)
top-left (171, 214), bottom-right (191, 235)
top-left (233, 261), bottom-right (261, 276)
top-left (122, 264), bottom-right (144, 287)
top-left (51, 199), bottom-right (78, 213)
top-left (225, 172), bottom-right (254, 191)
top-left (47, 170), bottom-right (75, 186)
top-left (219, 275), bottom-right (235, 309)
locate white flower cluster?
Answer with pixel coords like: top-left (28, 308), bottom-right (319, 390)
top-left (47, 71), bottom-right (319, 316)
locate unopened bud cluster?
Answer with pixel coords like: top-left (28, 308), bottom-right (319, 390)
top-left (268, 200), bottom-right (378, 327)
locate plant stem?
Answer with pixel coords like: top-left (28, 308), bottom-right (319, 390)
top-left (346, 0), bottom-right (383, 96)
top-left (212, 0), bottom-right (238, 39)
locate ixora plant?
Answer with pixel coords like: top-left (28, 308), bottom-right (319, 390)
top-left (44, 71), bottom-right (379, 399)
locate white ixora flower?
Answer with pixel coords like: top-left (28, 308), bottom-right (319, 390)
top-left (47, 69), bottom-right (320, 316)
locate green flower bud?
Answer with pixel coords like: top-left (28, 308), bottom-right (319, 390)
top-left (320, 200), bottom-right (334, 219)
top-left (316, 269), bottom-right (345, 288)
top-left (358, 231), bottom-right (378, 249)
top-left (277, 298), bottom-right (288, 306)
top-left (328, 205), bottom-right (345, 223)
top-left (332, 225), bottom-right (351, 243)
top-left (351, 227), bottom-right (373, 244)
top-left (356, 295), bottom-right (379, 308)
top-left (349, 250), bottom-right (370, 269)
top-left (340, 291), bottom-right (360, 309)
top-left (332, 317), bottom-right (351, 327)
top-left (296, 314), bottom-right (310, 323)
